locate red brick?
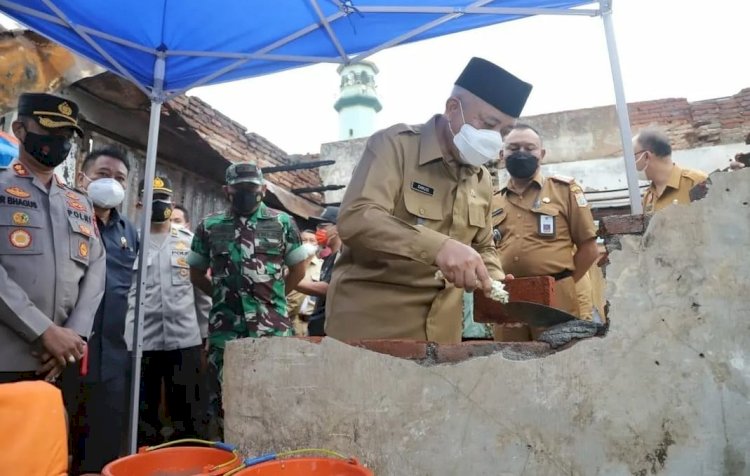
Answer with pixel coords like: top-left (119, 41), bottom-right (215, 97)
top-left (598, 214), bottom-right (651, 237)
top-left (507, 276), bottom-right (555, 305)
top-left (346, 339), bottom-right (428, 360)
top-left (295, 336), bottom-right (323, 344)
top-left (434, 341), bottom-right (552, 364)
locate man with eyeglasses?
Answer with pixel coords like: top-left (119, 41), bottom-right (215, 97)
top-left (633, 128), bottom-right (708, 214)
top-left (491, 124), bottom-right (599, 341)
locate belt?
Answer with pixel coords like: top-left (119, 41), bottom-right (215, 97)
top-left (551, 269), bottom-right (573, 281)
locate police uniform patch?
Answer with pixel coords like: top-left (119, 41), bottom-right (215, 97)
top-left (164, 208), bottom-right (172, 219)
top-left (65, 191), bottom-right (79, 200)
top-left (78, 241), bottom-right (89, 258)
top-left (6, 187), bottom-right (30, 198)
top-left (67, 200), bottom-right (87, 211)
top-left (12, 212), bottom-right (29, 225)
top-left (78, 223), bottom-right (93, 236)
top-left (177, 257), bottom-right (188, 267)
top-left (174, 241), bottom-right (188, 250)
top-left (12, 163), bottom-right (29, 176)
top-left (9, 229), bottom-right (31, 248)
top-left (179, 268), bottom-right (189, 277)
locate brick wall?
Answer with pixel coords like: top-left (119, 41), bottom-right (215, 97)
top-left (628, 88), bottom-right (750, 150)
top-left (167, 95), bottom-right (323, 202)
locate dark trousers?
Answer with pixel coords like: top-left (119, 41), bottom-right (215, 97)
top-left (308, 318), bottom-right (326, 337)
top-left (139, 346), bottom-right (203, 446)
top-left (0, 371), bottom-right (39, 384)
top-left (61, 369), bottom-right (130, 475)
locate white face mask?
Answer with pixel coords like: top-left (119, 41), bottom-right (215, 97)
top-left (449, 100), bottom-right (504, 167)
top-left (86, 177), bottom-right (125, 209)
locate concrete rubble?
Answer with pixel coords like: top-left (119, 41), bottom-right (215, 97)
top-left (224, 169), bottom-right (750, 475)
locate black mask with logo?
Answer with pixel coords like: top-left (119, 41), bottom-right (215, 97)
top-left (505, 151), bottom-right (539, 179)
top-left (151, 200), bottom-right (173, 223)
top-left (23, 130), bottom-right (71, 168)
top-left (231, 190), bottom-right (263, 216)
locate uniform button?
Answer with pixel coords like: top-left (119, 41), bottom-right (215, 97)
top-left (420, 251), bottom-right (427, 259)
top-left (419, 208), bottom-right (425, 215)
top-left (513, 256), bottom-right (519, 262)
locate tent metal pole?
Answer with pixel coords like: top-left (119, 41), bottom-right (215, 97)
top-left (601, 0), bottom-right (642, 214)
top-left (127, 55), bottom-right (166, 454)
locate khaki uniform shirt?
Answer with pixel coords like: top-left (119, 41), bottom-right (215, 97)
top-left (126, 225), bottom-right (210, 352)
top-left (492, 172), bottom-right (597, 320)
top-left (326, 116), bottom-right (504, 344)
top-left (0, 161), bottom-right (106, 371)
top-left (643, 164), bottom-right (708, 213)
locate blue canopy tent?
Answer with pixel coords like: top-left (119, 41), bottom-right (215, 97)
top-left (0, 0), bottom-right (639, 453)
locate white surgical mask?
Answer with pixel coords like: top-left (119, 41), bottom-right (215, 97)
top-left (449, 100), bottom-right (504, 167)
top-left (86, 177), bottom-right (125, 209)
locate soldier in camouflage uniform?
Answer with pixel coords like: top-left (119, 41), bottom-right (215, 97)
top-left (187, 162), bottom-right (307, 436)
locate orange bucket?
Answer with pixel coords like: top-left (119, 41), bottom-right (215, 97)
top-left (102, 446), bottom-right (243, 476)
top-left (233, 457), bottom-right (373, 475)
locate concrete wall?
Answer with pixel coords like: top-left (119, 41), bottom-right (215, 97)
top-left (319, 137), bottom-right (367, 203)
top-left (223, 170), bottom-right (750, 476)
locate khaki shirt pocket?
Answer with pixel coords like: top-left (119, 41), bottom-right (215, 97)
top-left (0, 208), bottom-right (43, 255)
top-left (468, 196), bottom-right (489, 228)
top-left (404, 189), bottom-right (444, 225)
top-left (531, 205), bottom-right (559, 239)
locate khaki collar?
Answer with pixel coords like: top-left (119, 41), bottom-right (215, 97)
top-left (418, 115), bottom-right (445, 166)
top-left (665, 163), bottom-right (683, 190)
top-left (501, 169), bottom-right (544, 195)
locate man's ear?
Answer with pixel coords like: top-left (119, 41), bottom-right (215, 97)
top-left (76, 171), bottom-right (87, 190)
top-left (539, 148), bottom-right (546, 161)
top-left (11, 120), bottom-right (25, 142)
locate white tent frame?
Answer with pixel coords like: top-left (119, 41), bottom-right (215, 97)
top-left (0, 0), bottom-right (639, 454)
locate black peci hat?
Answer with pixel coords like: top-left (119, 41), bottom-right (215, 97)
top-left (455, 57), bottom-right (533, 118)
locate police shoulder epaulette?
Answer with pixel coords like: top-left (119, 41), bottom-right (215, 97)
top-left (550, 174), bottom-right (575, 185)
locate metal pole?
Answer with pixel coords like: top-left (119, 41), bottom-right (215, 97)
top-left (127, 55), bottom-right (166, 454)
top-left (601, 0), bottom-right (643, 215)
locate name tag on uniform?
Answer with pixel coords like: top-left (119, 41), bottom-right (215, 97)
top-left (538, 215), bottom-right (556, 237)
top-left (411, 181), bottom-right (434, 196)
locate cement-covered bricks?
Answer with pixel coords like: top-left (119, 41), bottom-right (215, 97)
top-left (224, 169), bottom-right (750, 476)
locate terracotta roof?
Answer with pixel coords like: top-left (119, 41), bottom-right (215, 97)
top-left (166, 94), bottom-right (323, 203)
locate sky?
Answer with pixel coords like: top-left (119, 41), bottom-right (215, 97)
top-left (191, 0), bottom-right (749, 154)
top-left (2, 1), bottom-right (748, 155)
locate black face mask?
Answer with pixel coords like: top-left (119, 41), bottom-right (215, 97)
top-left (23, 130), bottom-right (71, 168)
top-left (151, 200), bottom-right (172, 223)
top-left (231, 190), bottom-right (263, 216)
top-left (505, 151), bottom-right (539, 179)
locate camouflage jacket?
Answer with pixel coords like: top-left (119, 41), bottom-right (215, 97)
top-left (188, 204), bottom-right (305, 343)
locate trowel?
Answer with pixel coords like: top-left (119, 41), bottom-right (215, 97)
top-left (473, 291), bottom-right (576, 327)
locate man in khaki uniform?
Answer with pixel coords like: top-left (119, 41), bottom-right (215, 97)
top-left (0, 93), bottom-right (106, 383)
top-left (326, 57), bottom-right (532, 344)
top-left (633, 128), bottom-right (708, 214)
top-left (492, 124), bottom-right (599, 341)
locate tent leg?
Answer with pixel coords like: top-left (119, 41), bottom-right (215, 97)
top-left (601, 1), bottom-right (643, 215)
top-left (126, 99), bottom-right (163, 454)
